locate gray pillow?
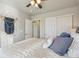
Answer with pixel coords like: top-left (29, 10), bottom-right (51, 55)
top-left (60, 32), bottom-right (71, 37)
top-left (49, 36), bottom-right (73, 56)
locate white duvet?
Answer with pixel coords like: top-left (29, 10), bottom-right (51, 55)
top-left (0, 38), bottom-right (65, 58)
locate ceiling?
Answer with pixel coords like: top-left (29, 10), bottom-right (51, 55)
top-left (0, 0), bottom-right (79, 16)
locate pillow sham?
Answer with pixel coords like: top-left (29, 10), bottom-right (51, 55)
top-left (60, 32), bottom-right (71, 37)
top-left (49, 36), bottom-right (73, 56)
top-left (68, 33), bottom-right (79, 57)
top-left (42, 35), bottom-right (55, 48)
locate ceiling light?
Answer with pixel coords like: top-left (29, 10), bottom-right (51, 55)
top-left (35, 3), bottom-right (38, 7)
top-left (37, 0), bottom-right (41, 4)
top-left (31, 0), bottom-right (35, 5)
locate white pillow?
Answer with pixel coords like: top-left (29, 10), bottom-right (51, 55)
top-left (42, 35), bottom-right (56, 48)
top-left (68, 33), bottom-right (79, 57)
top-left (42, 42), bottom-right (49, 48)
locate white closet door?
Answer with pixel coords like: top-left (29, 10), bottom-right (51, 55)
top-left (56, 15), bottom-right (72, 35)
top-left (45, 17), bottom-right (56, 38)
top-left (25, 19), bottom-right (32, 38)
top-left (40, 20), bottom-right (45, 39)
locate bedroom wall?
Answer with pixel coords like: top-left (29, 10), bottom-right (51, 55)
top-left (25, 19), bottom-right (32, 38)
top-left (77, 5), bottom-right (79, 26)
top-left (0, 3), bottom-right (30, 45)
top-left (32, 7), bottom-right (78, 26)
top-left (31, 6), bottom-right (79, 38)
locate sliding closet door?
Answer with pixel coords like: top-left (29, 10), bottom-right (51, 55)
top-left (56, 15), bottom-right (72, 35)
top-left (40, 20), bottom-right (45, 39)
top-left (45, 17), bottom-right (56, 38)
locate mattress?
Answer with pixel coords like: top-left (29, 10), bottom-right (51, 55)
top-left (0, 38), bottom-right (67, 58)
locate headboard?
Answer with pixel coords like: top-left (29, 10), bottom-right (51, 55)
top-left (69, 27), bottom-right (76, 33)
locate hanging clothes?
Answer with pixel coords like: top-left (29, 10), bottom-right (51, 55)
top-left (4, 17), bottom-right (14, 34)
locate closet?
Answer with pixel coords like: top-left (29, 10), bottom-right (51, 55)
top-left (45, 17), bottom-right (57, 38)
top-left (56, 15), bottom-right (72, 35)
top-left (45, 15), bottom-right (73, 38)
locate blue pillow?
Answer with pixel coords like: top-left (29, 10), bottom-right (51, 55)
top-left (60, 32), bottom-right (71, 37)
top-left (49, 36), bottom-right (73, 56)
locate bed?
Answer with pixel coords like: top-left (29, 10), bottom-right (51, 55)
top-left (0, 38), bottom-right (67, 58)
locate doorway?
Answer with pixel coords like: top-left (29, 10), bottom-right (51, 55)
top-left (32, 20), bottom-right (40, 38)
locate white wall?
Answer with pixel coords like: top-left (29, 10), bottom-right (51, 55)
top-left (77, 5), bottom-right (79, 26)
top-left (0, 3), bottom-right (30, 43)
top-left (32, 6), bottom-right (79, 38)
top-left (25, 19), bottom-right (32, 38)
top-left (40, 20), bottom-right (45, 39)
top-left (32, 6), bottom-right (79, 26)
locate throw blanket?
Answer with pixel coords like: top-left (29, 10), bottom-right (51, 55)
top-left (1, 38), bottom-right (65, 58)
top-left (2, 38), bottom-right (45, 58)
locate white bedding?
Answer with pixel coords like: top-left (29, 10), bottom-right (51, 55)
top-left (0, 38), bottom-right (66, 58)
